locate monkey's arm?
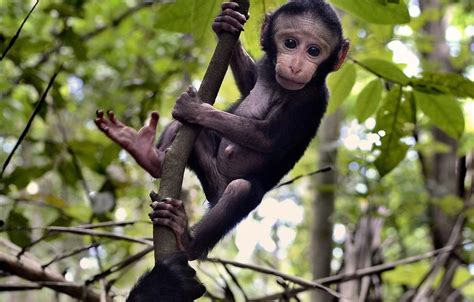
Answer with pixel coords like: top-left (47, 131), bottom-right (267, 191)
top-left (173, 87), bottom-right (279, 153)
top-left (212, 1), bottom-right (256, 96)
top-left (230, 41), bottom-right (257, 97)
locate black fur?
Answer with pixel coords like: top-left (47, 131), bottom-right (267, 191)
top-left (127, 253), bottom-right (205, 302)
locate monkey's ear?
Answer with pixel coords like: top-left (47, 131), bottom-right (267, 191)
top-left (333, 39), bottom-right (350, 71)
top-left (260, 13), bottom-right (273, 47)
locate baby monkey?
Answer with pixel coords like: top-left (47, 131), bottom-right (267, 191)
top-left (96, 0), bottom-right (349, 260)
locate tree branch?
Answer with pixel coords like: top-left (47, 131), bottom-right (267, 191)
top-left (0, 238), bottom-right (106, 301)
top-left (152, 0), bottom-right (250, 261)
top-left (206, 258), bottom-right (341, 299)
top-left (0, 0), bottom-right (39, 60)
top-left (44, 226), bottom-right (152, 246)
top-left (209, 240), bottom-right (472, 301)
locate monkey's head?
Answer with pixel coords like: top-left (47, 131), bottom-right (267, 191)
top-left (261, 0), bottom-right (349, 90)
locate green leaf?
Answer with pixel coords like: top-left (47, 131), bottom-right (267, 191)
top-left (433, 195), bottom-right (464, 216)
top-left (68, 140), bottom-right (120, 173)
top-left (355, 79), bottom-right (383, 122)
top-left (374, 87), bottom-right (412, 177)
top-left (359, 58), bottom-right (410, 85)
top-left (58, 159), bottom-right (79, 187)
top-left (6, 209), bottom-right (32, 247)
top-left (412, 72), bottom-right (474, 98)
top-left (327, 62), bottom-right (357, 115)
top-left (60, 27), bottom-right (87, 61)
top-left (383, 261), bottom-right (429, 286)
top-left (414, 91), bottom-right (464, 139)
top-left (329, 0), bottom-right (410, 24)
top-left (154, 0), bottom-right (220, 40)
top-left (458, 134), bottom-right (474, 157)
top-left (1, 165), bottom-right (52, 190)
top-left (45, 214), bottom-right (72, 241)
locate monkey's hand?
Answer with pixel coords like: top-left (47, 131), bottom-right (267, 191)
top-left (172, 85), bottom-right (204, 124)
top-left (95, 110), bottom-right (162, 178)
top-left (212, 1), bottom-right (247, 36)
top-left (149, 197), bottom-right (192, 253)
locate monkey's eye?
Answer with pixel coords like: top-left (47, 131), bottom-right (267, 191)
top-left (307, 46), bottom-right (321, 57)
top-left (284, 38), bottom-right (297, 49)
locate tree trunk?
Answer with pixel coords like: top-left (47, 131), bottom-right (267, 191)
top-left (311, 111), bottom-right (341, 302)
top-left (152, 0), bottom-right (249, 261)
top-left (417, 0), bottom-right (463, 300)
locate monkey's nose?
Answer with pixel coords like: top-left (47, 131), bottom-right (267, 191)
top-left (290, 65), bottom-right (301, 75)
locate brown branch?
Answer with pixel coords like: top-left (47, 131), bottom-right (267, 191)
top-left (0, 243), bottom-right (106, 301)
top-left (0, 284), bottom-right (42, 291)
top-left (222, 264), bottom-right (249, 301)
top-left (274, 167), bottom-right (331, 189)
top-left (412, 214), bottom-right (465, 301)
top-left (42, 243), bottom-right (101, 268)
top-left (1, 65), bottom-right (62, 178)
top-left (152, 0), bottom-right (250, 261)
top-left (0, 0), bottom-right (39, 60)
top-left (77, 220), bottom-right (144, 229)
top-left (86, 246), bottom-right (154, 284)
top-left (206, 258), bottom-right (341, 299)
top-left (45, 226), bottom-right (153, 246)
top-left (210, 240), bottom-right (472, 301)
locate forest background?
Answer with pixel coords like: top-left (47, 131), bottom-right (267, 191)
top-left (0, 0), bottom-right (473, 301)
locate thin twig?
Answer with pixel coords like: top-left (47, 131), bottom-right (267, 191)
top-left (0, 0), bottom-right (39, 60)
top-left (1, 64), bottom-right (62, 178)
top-left (44, 226), bottom-right (152, 246)
top-left (212, 240), bottom-right (472, 301)
top-left (87, 246), bottom-right (154, 284)
top-left (42, 243), bottom-right (101, 268)
top-left (0, 284), bottom-right (42, 291)
top-left (77, 220), bottom-right (144, 229)
top-left (222, 264), bottom-right (249, 301)
top-left (274, 167), bottom-right (332, 189)
top-left (413, 214), bottom-right (465, 301)
top-left (33, 1), bottom-right (162, 67)
top-left (206, 258), bottom-right (341, 298)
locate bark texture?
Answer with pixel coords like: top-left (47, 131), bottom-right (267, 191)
top-left (311, 112), bottom-right (341, 302)
top-left (153, 0), bottom-right (250, 261)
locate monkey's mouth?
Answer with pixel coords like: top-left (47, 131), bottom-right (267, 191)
top-left (276, 73), bottom-right (306, 90)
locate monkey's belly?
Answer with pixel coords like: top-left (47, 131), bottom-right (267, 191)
top-left (216, 143), bottom-right (266, 179)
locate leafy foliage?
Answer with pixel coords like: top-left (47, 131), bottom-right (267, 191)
top-left (0, 0), bottom-right (473, 300)
top-left (329, 0), bottom-right (410, 24)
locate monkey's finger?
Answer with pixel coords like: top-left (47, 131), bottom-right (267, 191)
top-left (150, 199), bottom-right (182, 211)
top-left (149, 191), bottom-right (160, 202)
top-left (222, 8), bottom-right (247, 25)
top-left (221, 1), bottom-right (239, 11)
top-left (212, 20), bottom-right (240, 35)
top-left (148, 112), bottom-right (159, 129)
top-left (187, 85), bottom-right (196, 97)
top-left (216, 15), bottom-right (245, 32)
top-left (94, 118), bottom-right (111, 132)
top-left (106, 110), bottom-right (118, 124)
top-left (160, 198), bottom-right (187, 218)
top-left (96, 109), bottom-right (104, 118)
top-left (151, 218), bottom-right (185, 235)
top-left (161, 197), bottom-right (185, 210)
top-left (221, 2), bottom-right (249, 21)
top-left (148, 209), bottom-right (182, 222)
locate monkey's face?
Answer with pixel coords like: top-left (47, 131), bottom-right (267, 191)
top-left (273, 15), bottom-right (335, 90)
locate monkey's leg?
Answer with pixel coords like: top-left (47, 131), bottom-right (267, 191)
top-left (150, 179), bottom-right (264, 260)
top-left (187, 130), bottom-right (227, 203)
top-left (188, 179), bottom-right (264, 259)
